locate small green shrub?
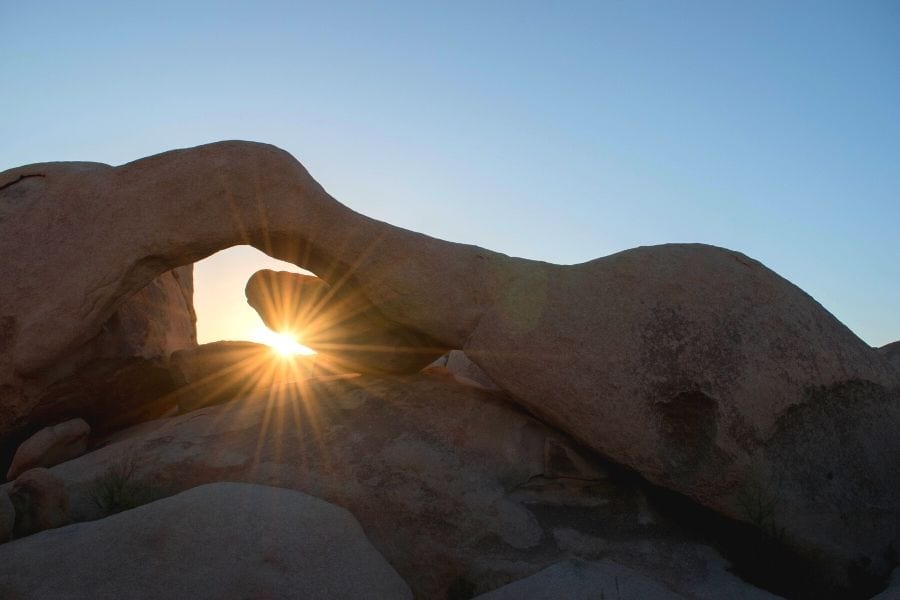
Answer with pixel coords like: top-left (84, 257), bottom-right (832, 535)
top-left (90, 455), bottom-right (160, 516)
top-left (736, 482), bottom-right (785, 542)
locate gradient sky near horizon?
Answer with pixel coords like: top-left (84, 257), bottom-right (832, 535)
top-left (2, 1), bottom-right (898, 347)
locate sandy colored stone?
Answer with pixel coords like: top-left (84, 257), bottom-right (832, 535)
top-left (9, 467), bottom-right (68, 536)
top-left (7, 418), bottom-right (90, 480)
top-left (90, 266), bottom-right (196, 361)
top-left (0, 375), bottom-right (784, 599)
top-left (1, 142), bottom-right (898, 584)
top-left (0, 482), bottom-right (413, 599)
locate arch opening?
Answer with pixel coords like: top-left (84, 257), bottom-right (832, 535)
top-left (193, 245), bottom-right (317, 357)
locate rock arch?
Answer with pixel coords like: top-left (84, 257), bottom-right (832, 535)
top-left (0, 141), bottom-right (496, 381)
top-left (2, 141), bottom-right (898, 584)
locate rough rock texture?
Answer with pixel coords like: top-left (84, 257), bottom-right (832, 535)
top-left (24, 357), bottom-right (180, 439)
top-left (7, 418), bottom-right (90, 480)
top-left (169, 340), bottom-right (317, 412)
top-left (870, 567), bottom-right (900, 600)
top-left (0, 482), bottom-right (413, 599)
top-left (475, 558), bottom-right (784, 600)
top-left (0, 490), bottom-right (13, 542)
top-left (90, 266), bottom-right (197, 361)
top-left (1, 141), bottom-right (898, 585)
top-left (879, 341), bottom-right (900, 374)
top-left (245, 269), bottom-right (445, 373)
top-left (424, 349), bottom-right (500, 390)
top-left (9, 269), bottom-right (196, 421)
top-left (9, 467), bottom-right (69, 536)
top-left (1, 375), bottom-right (780, 599)
top-left (474, 559), bottom-right (688, 599)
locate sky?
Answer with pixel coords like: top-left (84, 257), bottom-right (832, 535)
top-left (1, 1), bottom-right (898, 347)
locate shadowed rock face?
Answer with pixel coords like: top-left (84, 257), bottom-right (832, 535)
top-left (0, 482), bottom-right (414, 600)
top-left (879, 341), bottom-right (900, 374)
top-left (1, 141), bottom-right (898, 585)
top-left (91, 266), bottom-right (197, 362)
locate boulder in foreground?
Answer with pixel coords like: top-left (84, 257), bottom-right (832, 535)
top-left (0, 482), bottom-right (412, 600)
top-left (18, 374), bottom-right (787, 599)
top-left (7, 418), bottom-right (90, 480)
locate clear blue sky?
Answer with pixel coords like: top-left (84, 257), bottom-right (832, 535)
top-left (2, 1), bottom-right (898, 346)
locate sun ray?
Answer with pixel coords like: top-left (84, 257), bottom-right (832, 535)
top-left (250, 326), bottom-right (316, 357)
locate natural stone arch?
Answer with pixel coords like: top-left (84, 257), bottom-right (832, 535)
top-left (0, 141), bottom-right (497, 382)
top-left (2, 141), bottom-right (899, 585)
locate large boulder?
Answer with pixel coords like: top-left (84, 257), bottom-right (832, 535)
top-left (474, 558), bottom-right (783, 600)
top-left (1, 141), bottom-right (897, 585)
top-left (1, 374), bottom-right (790, 599)
top-left (0, 482), bottom-right (413, 599)
top-left (474, 559), bottom-right (688, 600)
top-left (8, 467), bottom-right (69, 536)
top-left (464, 246), bottom-right (900, 587)
top-left (23, 357), bottom-right (180, 439)
top-left (7, 418), bottom-right (90, 480)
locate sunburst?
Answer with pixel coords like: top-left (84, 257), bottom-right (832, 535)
top-left (250, 326), bottom-right (316, 357)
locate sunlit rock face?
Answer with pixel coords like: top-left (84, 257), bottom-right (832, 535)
top-left (0, 141), bottom-right (898, 588)
top-left (245, 269), bottom-right (445, 374)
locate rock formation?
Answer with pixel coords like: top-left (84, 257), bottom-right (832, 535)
top-left (8, 467), bottom-right (69, 537)
top-left (0, 261), bottom-right (196, 453)
top-left (6, 418), bottom-right (90, 480)
top-left (423, 349), bottom-right (500, 390)
top-left (22, 357), bottom-right (180, 443)
top-left (168, 340), bottom-right (316, 412)
top-left (0, 374), bottom-right (781, 599)
top-left (245, 269), bottom-right (444, 373)
top-left (879, 341), bottom-right (900, 374)
top-left (1, 141), bottom-right (898, 592)
top-left (89, 266), bottom-right (197, 362)
top-left (0, 482), bottom-right (413, 599)
top-left (0, 491), bottom-right (13, 542)
top-left (475, 560), bottom-right (777, 600)
top-left (870, 568), bottom-right (900, 600)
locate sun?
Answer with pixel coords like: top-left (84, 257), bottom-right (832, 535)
top-left (250, 326), bottom-right (316, 357)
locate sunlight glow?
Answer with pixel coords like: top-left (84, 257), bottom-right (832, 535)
top-left (250, 326), bottom-right (317, 357)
